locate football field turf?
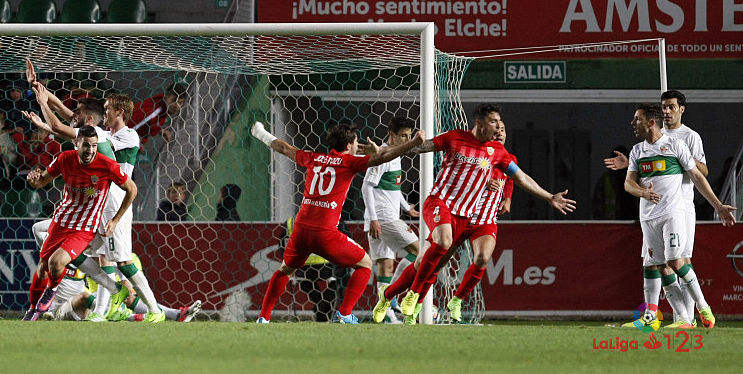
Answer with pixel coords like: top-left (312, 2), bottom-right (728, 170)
top-left (1, 320), bottom-right (741, 373)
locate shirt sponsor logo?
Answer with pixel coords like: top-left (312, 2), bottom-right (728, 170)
top-left (455, 152), bottom-right (490, 169)
top-left (302, 198), bottom-right (338, 209)
top-left (641, 160), bottom-right (666, 173)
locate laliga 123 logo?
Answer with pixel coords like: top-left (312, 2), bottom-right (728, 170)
top-left (630, 302), bottom-right (663, 332)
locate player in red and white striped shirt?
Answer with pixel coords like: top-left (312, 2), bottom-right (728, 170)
top-left (22, 125), bottom-right (137, 321)
top-left (376, 104), bottom-right (576, 322)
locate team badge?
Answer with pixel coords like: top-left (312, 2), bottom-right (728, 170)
top-left (433, 215), bottom-right (440, 223)
top-left (91, 175), bottom-right (99, 183)
top-left (660, 145), bottom-right (669, 152)
top-left (487, 147), bottom-right (494, 155)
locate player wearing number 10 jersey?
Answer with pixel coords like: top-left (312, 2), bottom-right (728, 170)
top-left (251, 121), bottom-right (424, 324)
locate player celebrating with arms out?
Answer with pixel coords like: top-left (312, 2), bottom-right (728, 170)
top-left (23, 125), bottom-right (136, 321)
top-left (252, 121), bottom-right (424, 324)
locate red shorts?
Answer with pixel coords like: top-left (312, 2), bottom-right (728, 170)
top-left (452, 223), bottom-right (498, 249)
top-left (40, 220), bottom-right (95, 261)
top-left (284, 224), bottom-right (366, 269)
top-left (423, 195), bottom-right (471, 247)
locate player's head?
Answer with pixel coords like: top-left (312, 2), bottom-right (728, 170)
top-left (104, 93), bottom-right (134, 128)
top-left (387, 117), bottom-right (415, 146)
top-left (660, 90), bottom-right (686, 128)
top-left (164, 83), bottom-right (187, 116)
top-left (473, 103), bottom-right (503, 143)
top-left (167, 181), bottom-right (187, 204)
top-left (75, 125), bottom-right (99, 165)
top-left (326, 123), bottom-right (359, 153)
top-left (632, 103), bottom-right (662, 139)
top-left (219, 184), bottom-right (241, 208)
top-left (494, 118), bottom-right (507, 145)
top-left (73, 98), bottom-right (104, 128)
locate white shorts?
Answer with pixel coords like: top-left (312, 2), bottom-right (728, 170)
top-left (641, 212), bottom-right (688, 267)
top-left (49, 278), bottom-right (86, 321)
top-left (53, 299), bottom-right (84, 321)
top-left (367, 220), bottom-right (418, 262)
top-left (90, 207), bottom-right (133, 262)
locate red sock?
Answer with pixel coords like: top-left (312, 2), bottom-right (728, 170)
top-left (418, 271), bottom-right (439, 301)
top-left (48, 271), bottom-right (65, 289)
top-left (259, 271), bottom-right (290, 320)
top-left (454, 264), bottom-right (486, 299)
top-left (410, 242), bottom-right (447, 293)
top-left (338, 267), bottom-right (371, 315)
top-left (384, 264), bottom-right (416, 300)
top-left (28, 272), bottom-right (48, 307)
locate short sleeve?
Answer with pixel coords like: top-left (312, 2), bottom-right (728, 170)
top-left (432, 131), bottom-right (454, 151)
top-left (348, 154), bottom-right (371, 173)
top-left (295, 150), bottom-right (315, 168)
top-left (363, 164), bottom-right (383, 187)
top-left (687, 132), bottom-right (706, 164)
top-left (46, 153), bottom-right (63, 177)
top-left (108, 158), bottom-right (129, 186)
top-left (627, 146), bottom-right (639, 172)
top-left (676, 142), bottom-right (696, 171)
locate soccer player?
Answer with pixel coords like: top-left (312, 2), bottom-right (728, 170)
top-left (373, 104), bottom-right (575, 324)
top-left (128, 82), bottom-right (187, 143)
top-left (23, 125), bottom-right (136, 321)
top-left (362, 117), bottom-right (421, 324)
top-left (251, 121), bottom-right (424, 324)
top-left (445, 116), bottom-right (514, 322)
top-left (606, 91), bottom-right (710, 327)
top-left (623, 103), bottom-right (735, 329)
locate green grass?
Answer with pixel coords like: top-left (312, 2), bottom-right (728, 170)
top-left (1, 320), bottom-right (742, 373)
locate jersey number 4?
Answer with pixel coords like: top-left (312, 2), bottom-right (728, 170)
top-left (309, 166), bottom-right (336, 196)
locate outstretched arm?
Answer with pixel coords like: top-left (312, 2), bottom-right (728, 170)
top-left (604, 150), bottom-right (629, 170)
top-left (406, 139), bottom-right (436, 156)
top-left (27, 168), bottom-right (55, 189)
top-left (27, 59), bottom-right (74, 122)
top-left (510, 169), bottom-right (576, 215)
top-left (251, 122), bottom-right (298, 162)
top-left (32, 83), bottom-right (75, 140)
top-left (367, 130), bottom-right (425, 167)
top-left (687, 167), bottom-right (736, 227)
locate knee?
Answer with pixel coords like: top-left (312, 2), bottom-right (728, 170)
top-left (355, 254), bottom-right (373, 269)
top-left (279, 263), bottom-right (296, 276)
top-left (473, 253), bottom-right (490, 268)
top-left (48, 258), bottom-right (66, 276)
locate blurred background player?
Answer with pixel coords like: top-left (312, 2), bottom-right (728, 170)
top-left (157, 180), bottom-right (189, 221)
top-left (129, 82), bottom-right (187, 144)
top-left (251, 121), bottom-right (424, 324)
top-left (362, 117), bottom-right (420, 323)
top-left (215, 183), bottom-right (241, 221)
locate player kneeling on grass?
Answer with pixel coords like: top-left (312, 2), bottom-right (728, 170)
top-left (252, 121), bottom-right (424, 324)
top-left (23, 126), bottom-right (135, 321)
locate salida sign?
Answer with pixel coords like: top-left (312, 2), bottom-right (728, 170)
top-left (257, 0), bottom-right (743, 58)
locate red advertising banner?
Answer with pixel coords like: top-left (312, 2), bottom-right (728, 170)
top-left (257, 0), bottom-right (743, 58)
top-left (134, 222), bottom-right (743, 317)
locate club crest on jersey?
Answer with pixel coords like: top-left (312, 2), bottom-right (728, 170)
top-left (660, 145), bottom-right (669, 152)
top-left (91, 175), bottom-right (99, 183)
top-left (487, 147), bottom-right (494, 155)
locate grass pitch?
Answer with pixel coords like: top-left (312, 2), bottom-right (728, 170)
top-left (1, 320), bottom-right (741, 373)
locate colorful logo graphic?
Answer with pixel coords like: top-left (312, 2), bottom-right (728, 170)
top-left (630, 302), bottom-right (663, 332)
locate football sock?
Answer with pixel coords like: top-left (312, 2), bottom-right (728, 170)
top-left (643, 268), bottom-right (661, 312)
top-left (454, 264), bottom-right (486, 300)
top-left (674, 264), bottom-right (709, 311)
top-left (93, 266), bottom-right (116, 316)
top-left (158, 304), bottom-right (180, 320)
top-left (385, 264), bottom-right (416, 300)
top-left (338, 267), bottom-right (371, 315)
top-left (28, 272), bottom-right (47, 307)
top-left (130, 297), bottom-right (147, 313)
top-left (75, 257), bottom-right (120, 293)
top-left (121, 264), bottom-right (162, 313)
top-left (662, 273), bottom-right (689, 323)
top-left (417, 271), bottom-right (439, 302)
top-left (259, 271), bottom-right (290, 320)
top-left (376, 275), bottom-right (392, 294)
top-left (410, 242), bottom-right (447, 293)
top-left (48, 271), bottom-right (65, 289)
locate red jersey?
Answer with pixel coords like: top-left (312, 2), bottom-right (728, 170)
top-left (128, 94), bottom-right (166, 140)
top-left (470, 158), bottom-right (516, 225)
top-left (46, 151), bottom-right (128, 232)
top-left (431, 130), bottom-right (515, 218)
top-left (294, 149), bottom-right (370, 229)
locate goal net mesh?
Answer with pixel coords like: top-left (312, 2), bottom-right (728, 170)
top-left (0, 31), bottom-right (482, 323)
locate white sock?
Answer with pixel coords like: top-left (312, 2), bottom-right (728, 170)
top-left (76, 258), bottom-right (119, 293)
top-left (93, 272), bottom-right (115, 315)
top-left (663, 282), bottom-right (690, 323)
top-left (128, 270), bottom-right (162, 313)
top-left (677, 280), bottom-right (697, 321)
top-left (678, 268), bottom-right (709, 311)
top-left (643, 277), bottom-right (661, 310)
top-left (392, 257), bottom-right (413, 284)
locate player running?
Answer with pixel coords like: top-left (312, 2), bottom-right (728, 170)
top-left (251, 121), bottom-right (424, 324)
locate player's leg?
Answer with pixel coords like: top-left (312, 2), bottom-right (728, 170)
top-left (668, 256), bottom-right (714, 327)
top-left (657, 215), bottom-right (693, 327)
top-left (448, 228), bottom-right (497, 322)
top-left (678, 212), bottom-right (697, 324)
top-left (88, 235), bottom-right (116, 318)
top-left (382, 220), bottom-right (419, 312)
top-left (368, 233), bottom-right (399, 323)
top-left (258, 261), bottom-right (297, 323)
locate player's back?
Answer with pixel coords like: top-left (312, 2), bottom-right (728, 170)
top-left (294, 149), bottom-right (369, 229)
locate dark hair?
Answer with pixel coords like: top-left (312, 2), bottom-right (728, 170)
top-left (166, 83), bottom-right (188, 98)
top-left (76, 125), bottom-right (98, 139)
top-left (636, 103), bottom-right (662, 126)
top-left (473, 103), bottom-right (502, 121)
top-left (77, 98), bottom-right (104, 126)
top-left (169, 180), bottom-right (186, 190)
top-left (221, 184), bottom-right (242, 208)
top-left (388, 117), bottom-right (415, 134)
top-left (326, 123), bottom-right (359, 152)
top-left (661, 90), bottom-right (686, 107)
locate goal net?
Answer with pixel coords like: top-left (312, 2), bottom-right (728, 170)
top-left (0, 24), bottom-right (482, 323)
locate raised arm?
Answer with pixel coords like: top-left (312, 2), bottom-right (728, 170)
top-left (687, 167), bottom-right (736, 226)
top-left (32, 83), bottom-right (76, 140)
top-left (102, 178), bottom-right (138, 236)
top-left (26, 167), bottom-right (55, 189)
top-left (510, 169), bottom-right (576, 215)
top-left (367, 130), bottom-right (425, 167)
top-left (251, 122), bottom-right (298, 162)
top-left (27, 59), bottom-right (74, 122)
top-left (22, 110), bottom-right (54, 134)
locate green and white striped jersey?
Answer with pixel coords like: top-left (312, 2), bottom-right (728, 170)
top-left (662, 124), bottom-right (706, 212)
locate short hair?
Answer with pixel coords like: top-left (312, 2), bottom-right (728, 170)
top-left (77, 98), bottom-right (104, 126)
top-left (473, 103), bottom-right (502, 122)
top-left (169, 181), bottom-right (186, 191)
top-left (388, 117), bottom-right (415, 134)
top-left (106, 93), bottom-right (134, 122)
top-left (76, 125), bottom-right (98, 139)
top-left (166, 83), bottom-right (188, 99)
top-left (636, 103), bottom-right (662, 126)
top-left (661, 90), bottom-right (686, 107)
top-left (326, 123), bottom-right (359, 152)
